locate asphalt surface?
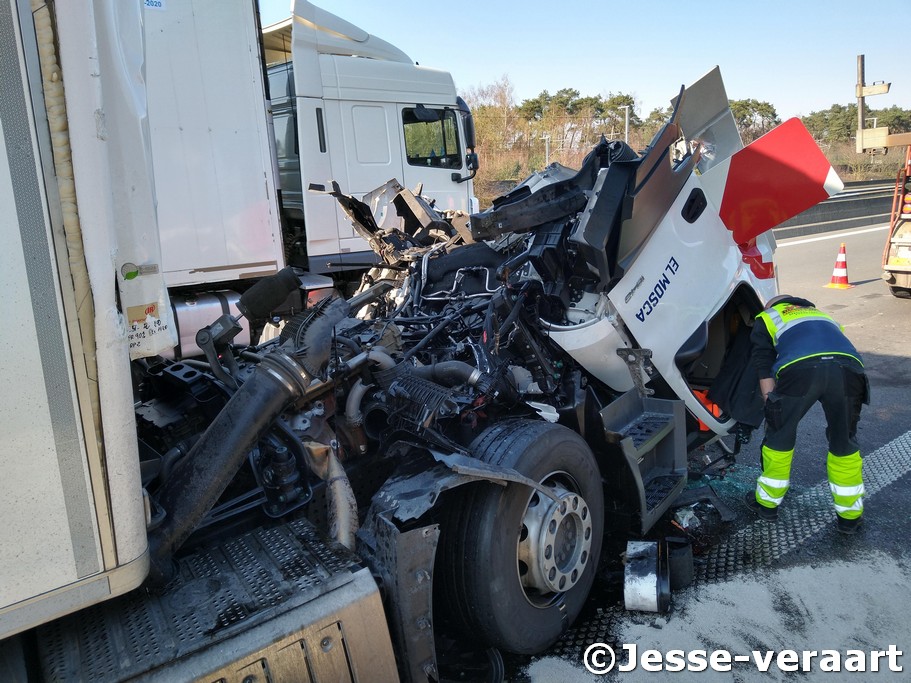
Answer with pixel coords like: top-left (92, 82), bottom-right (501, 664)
top-left (509, 224), bottom-right (911, 681)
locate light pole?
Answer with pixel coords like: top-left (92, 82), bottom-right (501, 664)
top-left (619, 105), bottom-right (630, 143)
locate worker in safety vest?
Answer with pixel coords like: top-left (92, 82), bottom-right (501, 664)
top-left (746, 295), bottom-right (869, 533)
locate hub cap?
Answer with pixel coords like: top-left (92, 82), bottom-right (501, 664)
top-left (518, 481), bottom-right (593, 597)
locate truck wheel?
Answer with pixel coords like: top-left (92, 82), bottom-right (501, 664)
top-left (439, 419), bottom-right (604, 654)
top-left (889, 286), bottom-right (911, 299)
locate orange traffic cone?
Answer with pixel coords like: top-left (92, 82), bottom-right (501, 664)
top-left (824, 242), bottom-right (854, 289)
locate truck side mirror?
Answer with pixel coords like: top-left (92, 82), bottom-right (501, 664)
top-left (451, 152), bottom-right (479, 183)
top-left (456, 96), bottom-right (476, 150)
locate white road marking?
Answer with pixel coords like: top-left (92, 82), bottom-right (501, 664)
top-left (778, 224), bottom-right (889, 247)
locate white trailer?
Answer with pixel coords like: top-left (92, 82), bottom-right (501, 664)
top-left (0, 0), bottom-right (397, 678)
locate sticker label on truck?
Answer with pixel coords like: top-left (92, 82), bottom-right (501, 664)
top-left (127, 303), bottom-right (174, 357)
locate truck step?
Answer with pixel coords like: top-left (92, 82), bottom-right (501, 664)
top-left (600, 389), bottom-right (687, 534)
top-left (620, 412), bottom-right (675, 460)
top-left (37, 519), bottom-right (397, 682)
top-left (644, 474), bottom-right (683, 511)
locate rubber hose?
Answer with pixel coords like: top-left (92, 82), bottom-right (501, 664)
top-left (345, 348), bottom-right (395, 431)
top-left (411, 360), bottom-right (519, 404)
top-left (411, 360), bottom-right (480, 386)
top-left (345, 378), bottom-right (373, 427)
top-left (147, 353), bottom-right (307, 583)
top-left (366, 347), bottom-right (396, 370)
top-left (238, 266), bottom-right (300, 321)
top-left (293, 298), bottom-right (351, 376)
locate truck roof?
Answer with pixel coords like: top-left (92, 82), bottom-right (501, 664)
top-left (262, 3), bottom-right (411, 66)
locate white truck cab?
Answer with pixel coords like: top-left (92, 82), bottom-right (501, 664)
top-left (263, 2), bottom-right (478, 272)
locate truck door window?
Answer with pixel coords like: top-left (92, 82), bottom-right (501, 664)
top-left (402, 108), bottom-right (461, 168)
top-left (273, 112), bottom-right (297, 158)
top-left (267, 63), bottom-right (292, 100)
top-left (268, 63), bottom-right (298, 157)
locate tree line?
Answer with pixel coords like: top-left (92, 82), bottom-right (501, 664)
top-left (461, 76), bottom-right (911, 208)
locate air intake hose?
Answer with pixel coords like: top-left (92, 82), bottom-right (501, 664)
top-left (410, 361), bottom-right (518, 404)
top-left (147, 352), bottom-right (310, 583)
top-left (411, 360), bottom-right (481, 387)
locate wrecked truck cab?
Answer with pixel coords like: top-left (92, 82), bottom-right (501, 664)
top-left (309, 65), bottom-right (837, 653)
top-left (463, 67), bottom-right (840, 444)
top-left (128, 68), bottom-right (842, 677)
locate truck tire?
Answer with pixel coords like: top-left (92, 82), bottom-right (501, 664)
top-left (438, 419), bottom-right (604, 654)
top-left (889, 285), bottom-right (911, 299)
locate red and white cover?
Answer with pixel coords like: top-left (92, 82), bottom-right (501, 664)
top-left (699, 117), bottom-right (843, 245)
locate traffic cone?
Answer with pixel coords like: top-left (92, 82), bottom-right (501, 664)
top-left (824, 243), bottom-right (854, 289)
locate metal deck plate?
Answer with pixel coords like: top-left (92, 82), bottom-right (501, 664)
top-left (37, 519), bottom-right (365, 681)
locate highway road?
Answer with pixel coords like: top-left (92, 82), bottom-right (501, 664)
top-left (517, 224), bottom-right (911, 682)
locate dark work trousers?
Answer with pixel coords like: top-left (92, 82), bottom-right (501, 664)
top-left (757, 357), bottom-right (869, 518)
top-left (763, 357), bottom-right (868, 457)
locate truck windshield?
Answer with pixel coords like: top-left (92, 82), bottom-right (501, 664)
top-left (402, 108), bottom-right (461, 169)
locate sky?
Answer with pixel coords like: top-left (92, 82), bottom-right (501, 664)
top-left (259, 0), bottom-right (911, 121)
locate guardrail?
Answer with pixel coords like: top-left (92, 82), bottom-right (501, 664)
top-left (773, 180), bottom-right (893, 239)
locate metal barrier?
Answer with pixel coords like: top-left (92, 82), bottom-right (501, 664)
top-left (774, 181), bottom-right (892, 239)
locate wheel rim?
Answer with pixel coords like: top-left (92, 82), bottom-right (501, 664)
top-left (517, 472), bottom-right (594, 605)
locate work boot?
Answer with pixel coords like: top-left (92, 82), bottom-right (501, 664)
top-left (836, 515), bottom-right (863, 535)
top-left (744, 492), bottom-right (778, 521)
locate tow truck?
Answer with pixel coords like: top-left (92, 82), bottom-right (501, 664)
top-left (882, 145), bottom-right (911, 297)
top-left (854, 54), bottom-right (911, 298)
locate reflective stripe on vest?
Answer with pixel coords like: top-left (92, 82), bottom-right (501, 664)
top-left (762, 306), bottom-right (841, 343)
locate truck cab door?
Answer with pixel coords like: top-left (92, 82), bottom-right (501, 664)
top-left (399, 105), bottom-right (470, 213)
top-left (297, 97), bottom-right (401, 271)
